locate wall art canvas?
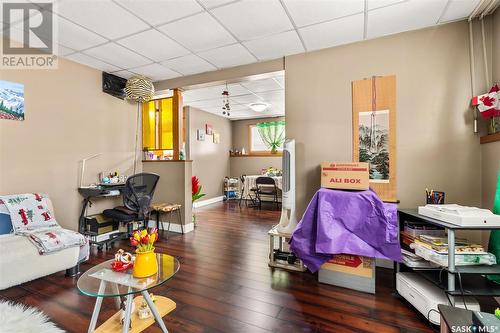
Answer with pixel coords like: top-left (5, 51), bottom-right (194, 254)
top-left (358, 110), bottom-right (389, 183)
top-left (197, 129), bottom-right (205, 141)
top-left (205, 124), bottom-right (213, 135)
top-left (213, 131), bottom-right (220, 144)
top-left (0, 80), bottom-right (24, 121)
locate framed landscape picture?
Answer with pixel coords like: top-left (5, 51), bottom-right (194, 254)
top-left (0, 80), bottom-right (24, 121)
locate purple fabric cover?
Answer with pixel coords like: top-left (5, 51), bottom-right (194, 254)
top-left (289, 188), bottom-right (402, 272)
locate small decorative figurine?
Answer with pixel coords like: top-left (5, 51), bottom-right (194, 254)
top-left (138, 300), bottom-right (152, 319)
top-left (120, 300), bottom-right (135, 328)
top-left (111, 249), bottom-right (134, 272)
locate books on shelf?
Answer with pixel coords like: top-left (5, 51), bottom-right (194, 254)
top-left (415, 235), bottom-right (485, 254)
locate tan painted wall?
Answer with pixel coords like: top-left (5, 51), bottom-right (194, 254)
top-left (142, 161), bottom-right (192, 228)
top-left (0, 53), bottom-right (137, 230)
top-left (286, 21), bottom-right (485, 217)
top-left (481, 9), bottom-right (500, 211)
top-left (187, 106), bottom-right (231, 200)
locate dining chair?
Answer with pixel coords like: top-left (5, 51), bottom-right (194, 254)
top-left (255, 176), bottom-right (279, 210)
top-left (239, 175), bottom-right (257, 207)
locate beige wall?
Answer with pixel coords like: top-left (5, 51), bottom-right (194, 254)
top-left (0, 53), bottom-right (137, 230)
top-left (286, 21), bottom-right (485, 217)
top-left (187, 106), bottom-right (231, 200)
top-left (142, 161), bottom-right (192, 228)
top-left (481, 10), bottom-right (500, 211)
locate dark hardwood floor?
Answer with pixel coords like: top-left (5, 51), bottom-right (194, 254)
top-left (1, 201), bottom-right (434, 333)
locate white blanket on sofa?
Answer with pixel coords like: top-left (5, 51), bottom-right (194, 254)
top-left (0, 193), bottom-right (85, 254)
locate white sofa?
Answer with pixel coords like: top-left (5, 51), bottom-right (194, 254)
top-left (0, 198), bottom-right (80, 290)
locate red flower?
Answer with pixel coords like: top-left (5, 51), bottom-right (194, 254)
top-left (192, 176), bottom-right (200, 196)
top-left (130, 237), bottom-right (139, 246)
top-left (141, 234), bottom-right (149, 244)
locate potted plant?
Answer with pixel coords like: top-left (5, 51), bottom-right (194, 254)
top-left (192, 176), bottom-right (206, 225)
top-left (130, 228), bottom-right (159, 278)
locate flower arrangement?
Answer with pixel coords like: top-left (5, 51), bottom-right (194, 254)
top-left (192, 176), bottom-right (206, 203)
top-left (130, 228), bottom-right (158, 252)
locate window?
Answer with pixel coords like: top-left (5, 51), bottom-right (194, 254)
top-left (249, 123), bottom-right (285, 154)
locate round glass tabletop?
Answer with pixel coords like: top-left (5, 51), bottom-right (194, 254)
top-left (77, 253), bottom-right (180, 298)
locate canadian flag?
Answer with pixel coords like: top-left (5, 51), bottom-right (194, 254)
top-left (472, 84), bottom-right (500, 118)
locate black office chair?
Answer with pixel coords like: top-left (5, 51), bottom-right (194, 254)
top-left (255, 176), bottom-right (279, 210)
top-left (103, 173), bottom-right (160, 235)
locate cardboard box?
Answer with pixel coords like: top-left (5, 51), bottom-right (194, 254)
top-left (319, 254), bottom-right (375, 293)
top-left (320, 162), bottom-right (369, 190)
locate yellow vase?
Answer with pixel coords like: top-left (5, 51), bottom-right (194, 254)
top-left (133, 248), bottom-right (158, 278)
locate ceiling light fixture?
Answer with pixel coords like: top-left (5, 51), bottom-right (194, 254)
top-left (248, 102), bottom-right (269, 112)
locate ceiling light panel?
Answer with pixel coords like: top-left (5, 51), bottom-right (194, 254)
top-left (211, 0), bottom-right (293, 40)
top-left (117, 29), bottom-right (190, 62)
top-left (283, 0), bottom-right (364, 27)
top-left (367, 0), bottom-right (448, 39)
top-left (243, 30), bottom-right (303, 60)
top-left (158, 12), bottom-right (236, 52)
top-left (198, 43), bottom-right (256, 68)
top-left (161, 54), bottom-right (217, 75)
top-left (54, 1), bottom-right (149, 40)
top-left (299, 13), bottom-right (364, 51)
top-left (84, 43), bottom-right (152, 69)
top-left (115, 0), bottom-right (203, 26)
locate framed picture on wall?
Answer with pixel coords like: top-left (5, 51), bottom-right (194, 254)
top-left (213, 131), bottom-right (220, 144)
top-left (205, 124), bottom-right (213, 135)
top-left (197, 129), bottom-right (205, 141)
top-left (0, 80), bottom-right (24, 121)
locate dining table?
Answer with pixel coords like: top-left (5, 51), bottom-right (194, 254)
top-left (242, 175), bottom-right (282, 199)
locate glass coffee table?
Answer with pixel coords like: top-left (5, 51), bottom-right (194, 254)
top-left (77, 253), bottom-right (180, 333)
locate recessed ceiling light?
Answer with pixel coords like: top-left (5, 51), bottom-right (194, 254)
top-left (248, 102), bottom-right (269, 112)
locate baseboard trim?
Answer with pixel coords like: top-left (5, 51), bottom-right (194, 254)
top-left (193, 196), bottom-right (224, 208)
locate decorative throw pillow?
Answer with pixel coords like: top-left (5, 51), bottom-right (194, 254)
top-left (0, 193), bottom-right (59, 233)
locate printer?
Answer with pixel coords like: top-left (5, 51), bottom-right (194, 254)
top-left (418, 204), bottom-right (500, 227)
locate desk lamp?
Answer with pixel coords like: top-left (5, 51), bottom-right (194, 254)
top-left (124, 75), bottom-right (155, 175)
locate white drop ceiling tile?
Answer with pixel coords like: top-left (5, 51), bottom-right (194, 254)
top-left (158, 12), bottom-right (236, 52)
top-left (367, 0), bottom-right (406, 10)
top-left (439, 0), bottom-right (481, 23)
top-left (243, 30), bottom-right (303, 60)
top-left (84, 43), bottom-right (152, 69)
top-left (188, 99), bottom-right (225, 109)
top-left (54, 0), bottom-right (149, 39)
top-left (198, 0), bottom-right (236, 9)
top-left (117, 29), bottom-right (189, 62)
top-left (273, 75), bottom-right (284, 88)
top-left (115, 0), bottom-right (203, 26)
top-left (129, 63), bottom-right (181, 81)
top-left (57, 17), bottom-right (108, 50)
top-left (231, 94), bottom-right (263, 104)
top-left (258, 90), bottom-right (285, 103)
top-left (367, 0), bottom-right (448, 39)
top-left (66, 52), bottom-right (122, 72)
top-left (299, 13), bottom-right (364, 51)
top-left (161, 54), bottom-right (217, 75)
top-left (241, 78), bottom-right (283, 93)
top-left (111, 70), bottom-right (137, 79)
top-left (224, 83), bottom-right (252, 96)
top-left (198, 43), bottom-right (255, 69)
top-left (57, 44), bottom-right (75, 56)
top-left (283, 0), bottom-right (364, 27)
top-left (211, 0), bottom-right (293, 41)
